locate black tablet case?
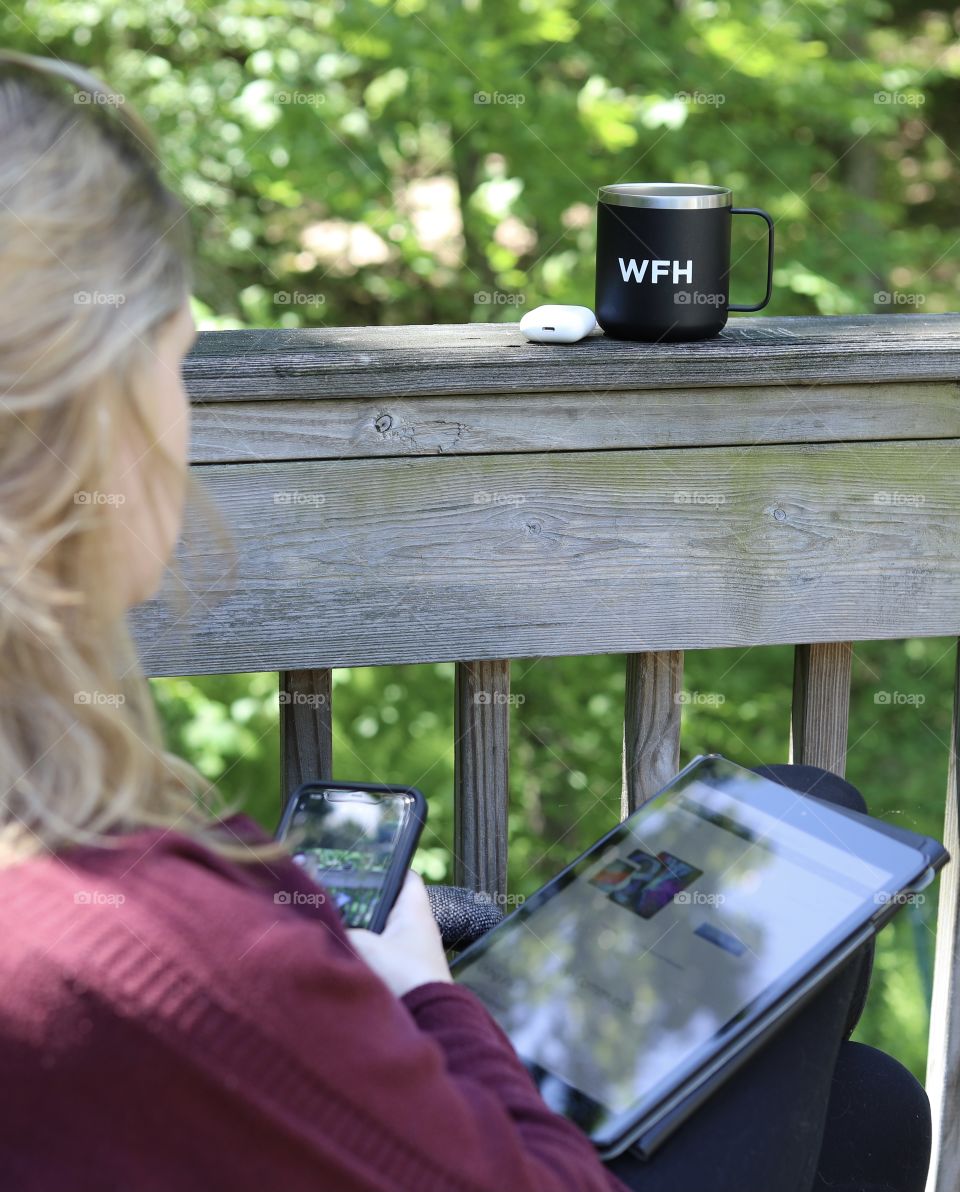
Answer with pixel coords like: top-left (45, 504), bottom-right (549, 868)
top-left (616, 783), bottom-right (948, 1160)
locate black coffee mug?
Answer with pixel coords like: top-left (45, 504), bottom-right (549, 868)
top-left (595, 183), bottom-right (774, 342)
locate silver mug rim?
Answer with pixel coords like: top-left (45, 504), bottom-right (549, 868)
top-left (598, 183), bottom-right (732, 210)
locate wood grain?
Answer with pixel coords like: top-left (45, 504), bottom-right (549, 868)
top-left (188, 381), bottom-right (960, 463)
top-left (454, 660), bottom-right (510, 896)
top-left (926, 642), bottom-right (960, 1192)
top-left (622, 651), bottom-right (684, 815)
top-left (183, 315), bottom-right (960, 402)
top-left (279, 669), bottom-right (333, 806)
top-left (790, 643), bottom-right (853, 776)
top-left (131, 439), bottom-right (960, 676)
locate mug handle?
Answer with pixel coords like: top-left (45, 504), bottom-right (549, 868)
top-left (728, 208), bottom-right (775, 312)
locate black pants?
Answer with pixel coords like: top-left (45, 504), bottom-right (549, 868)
top-left (605, 764), bottom-right (932, 1192)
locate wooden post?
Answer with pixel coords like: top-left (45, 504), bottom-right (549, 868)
top-left (454, 660), bottom-right (510, 897)
top-left (280, 669), bottom-right (333, 807)
top-left (926, 642), bottom-right (960, 1192)
top-left (790, 642), bottom-right (852, 776)
top-left (622, 651), bottom-right (684, 817)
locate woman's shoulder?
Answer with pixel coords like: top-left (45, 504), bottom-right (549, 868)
top-left (0, 818), bottom-right (462, 1190)
top-left (0, 813), bottom-right (321, 921)
top-left (0, 815), bottom-right (355, 1034)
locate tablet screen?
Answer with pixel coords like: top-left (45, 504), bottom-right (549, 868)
top-left (452, 757), bottom-right (928, 1147)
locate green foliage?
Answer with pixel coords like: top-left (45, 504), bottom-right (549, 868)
top-left (5, 0), bottom-right (957, 322)
top-left (7, 0), bottom-right (956, 1085)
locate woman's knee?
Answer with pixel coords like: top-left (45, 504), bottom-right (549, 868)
top-left (814, 1042), bottom-right (931, 1192)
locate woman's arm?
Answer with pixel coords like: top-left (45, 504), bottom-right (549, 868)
top-left (248, 871), bottom-right (628, 1191)
top-left (11, 830), bottom-right (627, 1191)
top-left (343, 869), bottom-right (627, 1189)
top-left (168, 864), bottom-right (627, 1191)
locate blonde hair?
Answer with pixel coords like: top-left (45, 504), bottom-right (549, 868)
top-left (0, 52), bottom-right (249, 861)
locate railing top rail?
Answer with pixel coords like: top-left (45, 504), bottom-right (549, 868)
top-left (184, 314), bottom-right (960, 404)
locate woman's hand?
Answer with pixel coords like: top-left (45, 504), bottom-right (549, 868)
top-left (347, 869), bottom-right (453, 998)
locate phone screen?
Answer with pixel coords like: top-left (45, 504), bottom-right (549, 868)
top-left (287, 789), bottom-right (413, 929)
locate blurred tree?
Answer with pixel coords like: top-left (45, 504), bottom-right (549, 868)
top-left (3, 0), bottom-right (956, 323)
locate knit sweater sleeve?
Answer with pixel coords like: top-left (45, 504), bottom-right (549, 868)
top-left (0, 829), bottom-right (630, 1192)
top-left (167, 893), bottom-right (631, 1192)
top-left (401, 980), bottom-right (632, 1192)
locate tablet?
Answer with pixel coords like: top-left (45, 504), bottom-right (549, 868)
top-left (451, 754), bottom-right (948, 1159)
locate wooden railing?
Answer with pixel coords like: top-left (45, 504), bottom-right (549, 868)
top-left (132, 313), bottom-right (960, 1191)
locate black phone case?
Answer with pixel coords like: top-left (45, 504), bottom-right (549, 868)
top-left (275, 780), bottom-right (427, 933)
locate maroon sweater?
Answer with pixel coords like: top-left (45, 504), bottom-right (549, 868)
top-left (0, 816), bottom-right (628, 1192)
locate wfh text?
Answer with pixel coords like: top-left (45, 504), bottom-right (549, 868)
top-left (618, 258), bottom-right (694, 283)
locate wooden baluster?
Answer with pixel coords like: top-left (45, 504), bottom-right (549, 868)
top-left (926, 642), bottom-right (960, 1192)
top-left (454, 660), bottom-right (510, 898)
top-left (622, 651), bottom-right (684, 817)
top-left (790, 642), bottom-right (852, 776)
top-left (280, 668), bottom-right (333, 807)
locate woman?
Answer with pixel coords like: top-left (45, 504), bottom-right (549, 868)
top-left (0, 52), bottom-right (931, 1192)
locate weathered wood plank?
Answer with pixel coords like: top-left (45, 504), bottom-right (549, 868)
top-left (790, 643), bottom-right (852, 776)
top-left (279, 669), bottom-right (333, 806)
top-left (622, 651), bottom-right (684, 815)
top-left (130, 440), bottom-right (960, 676)
top-left (184, 315), bottom-right (960, 403)
top-left (189, 381), bottom-right (960, 463)
top-left (927, 642), bottom-right (960, 1192)
top-left (453, 660), bottom-right (510, 896)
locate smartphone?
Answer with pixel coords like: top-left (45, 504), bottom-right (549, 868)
top-left (275, 781), bottom-right (427, 932)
